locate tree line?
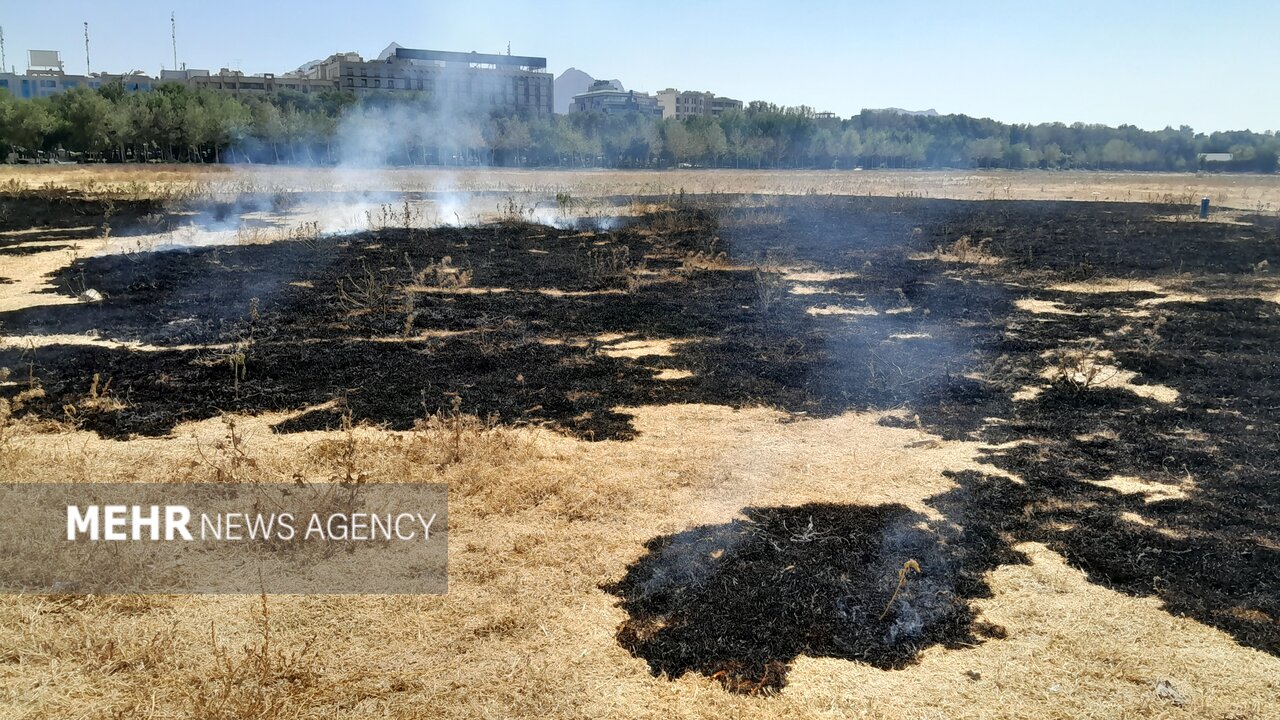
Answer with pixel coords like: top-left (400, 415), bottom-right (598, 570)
top-left (1, 82), bottom-right (1276, 172)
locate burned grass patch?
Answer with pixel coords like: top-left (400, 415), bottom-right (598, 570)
top-left (606, 501), bottom-right (1018, 695)
top-left (0, 200), bottom-right (1004, 439)
top-left (968, 295), bottom-right (1280, 656)
top-left (0, 242), bottom-right (80, 257)
top-left (0, 191), bottom-right (174, 235)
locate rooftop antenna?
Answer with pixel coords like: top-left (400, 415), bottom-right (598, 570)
top-left (84, 22), bottom-right (91, 75)
top-left (0, 26), bottom-right (6, 72)
top-left (170, 12), bottom-right (177, 72)
top-left (506, 41), bottom-right (511, 55)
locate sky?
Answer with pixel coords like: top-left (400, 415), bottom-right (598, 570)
top-left (1, 0), bottom-right (1276, 132)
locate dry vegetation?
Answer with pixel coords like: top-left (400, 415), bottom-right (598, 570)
top-left (4, 164), bottom-right (1280, 209)
top-left (2, 170), bottom-right (1280, 719)
top-left (2, 407), bottom-right (1275, 719)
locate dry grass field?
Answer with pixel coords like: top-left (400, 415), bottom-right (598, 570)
top-left (3, 165), bottom-right (1280, 209)
top-left (1, 169), bottom-right (1279, 718)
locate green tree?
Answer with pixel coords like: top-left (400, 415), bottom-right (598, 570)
top-left (8, 99), bottom-right (60, 157)
top-left (967, 136), bottom-right (1006, 168)
top-left (51, 88), bottom-right (112, 157)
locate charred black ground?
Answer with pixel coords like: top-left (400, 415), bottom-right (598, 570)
top-left (605, 499), bottom-right (1017, 694)
top-left (2, 192), bottom-right (1278, 690)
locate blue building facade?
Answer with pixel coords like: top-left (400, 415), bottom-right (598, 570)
top-left (0, 72), bottom-right (154, 99)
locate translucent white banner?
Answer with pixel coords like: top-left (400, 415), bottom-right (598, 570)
top-left (0, 483), bottom-right (448, 594)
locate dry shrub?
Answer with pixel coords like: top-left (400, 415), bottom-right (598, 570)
top-left (309, 406), bottom-right (370, 487)
top-left (406, 253), bottom-right (472, 290)
top-left (365, 200), bottom-right (421, 230)
top-left (192, 415), bottom-right (260, 484)
top-left (185, 592), bottom-right (319, 719)
top-left (753, 253), bottom-right (788, 316)
top-left (582, 243), bottom-right (644, 291)
top-left (410, 396), bottom-right (501, 470)
top-left (573, 200), bottom-right (620, 232)
top-left (1133, 315), bottom-right (1169, 357)
top-left (336, 260), bottom-right (397, 313)
top-left (642, 190), bottom-right (722, 234)
top-left (287, 220), bottom-right (321, 248)
top-left (754, 268), bottom-right (786, 315)
top-left (60, 372), bottom-right (127, 426)
top-left (934, 235), bottom-right (996, 264)
top-left (1, 364), bottom-right (48, 430)
top-left (1046, 342), bottom-right (1116, 391)
top-left (493, 196), bottom-right (540, 230)
top-left (680, 249), bottom-right (729, 274)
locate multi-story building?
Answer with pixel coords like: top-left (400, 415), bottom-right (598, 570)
top-left (0, 69), bottom-right (156, 99)
top-left (186, 69), bottom-right (336, 96)
top-left (303, 47), bottom-right (553, 115)
top-left (709, 95), bottom-right (745, 116)
top-left (0, 44), bottom-right (553, 114)
top-left (160, 69), bottom-right (211, 83)
top-left (655, 88), bottom-right (743, 120)
top-left (570, 80), bottom-right (662, 116)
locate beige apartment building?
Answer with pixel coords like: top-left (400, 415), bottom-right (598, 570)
top-left (304, 47), bottom-right (554, 115)
top-left (570, 80), bottom-right (663, 116)
top-left (187, 70), bottom-right (336, 95)
top-left (655, 88), bottom-right (743, 120)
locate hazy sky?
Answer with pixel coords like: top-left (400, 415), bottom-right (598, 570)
top-left (2, 0), bottom-right (1275, 132)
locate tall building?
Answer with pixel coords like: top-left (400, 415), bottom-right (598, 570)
top-left (570, 80), bottom-right (662, 116)
top-left (655, 88), bottom-right (743, 120)
top-left (303, 47), bottom-right (553, 115)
